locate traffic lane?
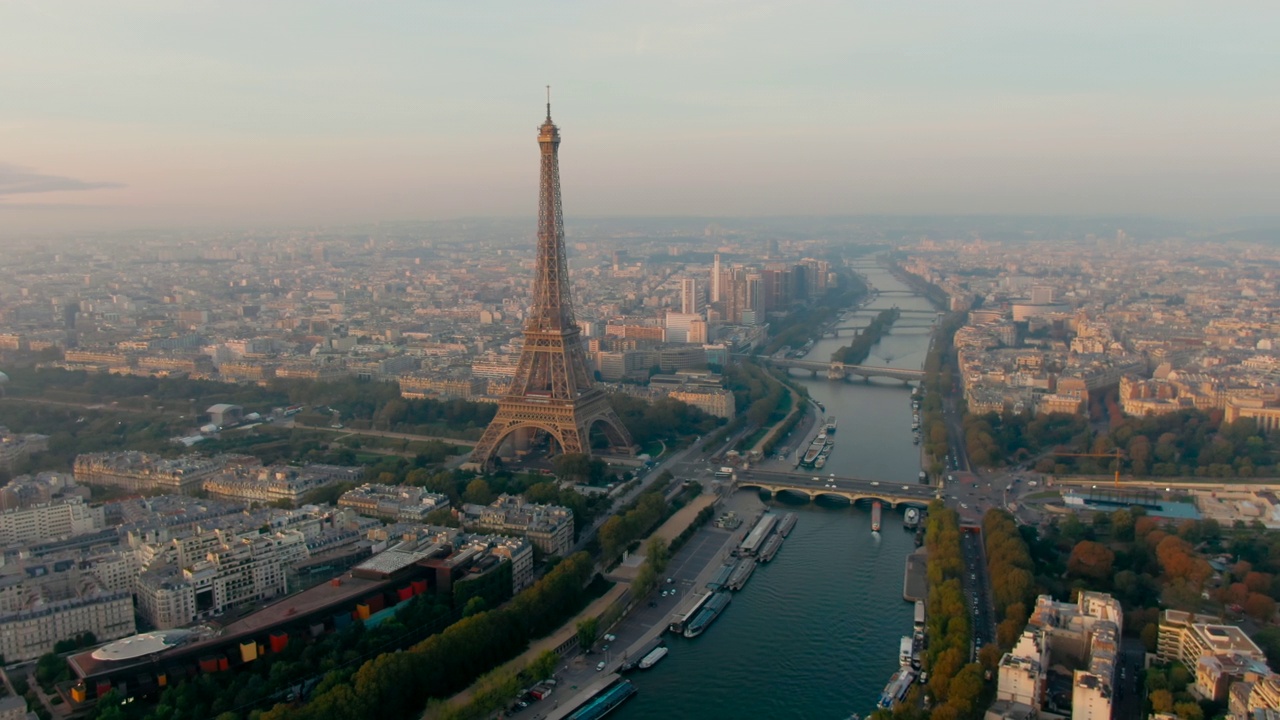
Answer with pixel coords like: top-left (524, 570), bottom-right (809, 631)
top-left (597, 529), bottom-right (734, 666)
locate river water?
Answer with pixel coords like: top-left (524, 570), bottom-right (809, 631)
top-left (613, 264), bottom-right (938, 719)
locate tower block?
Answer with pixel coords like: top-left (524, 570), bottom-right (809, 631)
top-left (468, 99), bottom-right (634, 470)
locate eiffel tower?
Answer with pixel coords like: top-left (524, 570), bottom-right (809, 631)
top-left (468, 96), bottom-right (634, 470)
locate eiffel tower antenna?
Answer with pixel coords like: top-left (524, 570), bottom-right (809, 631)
top-left (467, 98), bottom-right (634, 470)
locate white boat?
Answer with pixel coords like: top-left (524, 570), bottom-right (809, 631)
top-left (638, 645), bottom-right (669, 669)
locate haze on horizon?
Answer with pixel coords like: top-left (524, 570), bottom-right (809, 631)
top-left (2, 1), bottom-right (1278, 235)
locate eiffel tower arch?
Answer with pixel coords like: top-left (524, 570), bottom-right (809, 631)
top-left (468, 96), bottom-right (635, 471)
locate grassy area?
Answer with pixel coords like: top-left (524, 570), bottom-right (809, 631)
top-left (1023, 490), bottom-right (1063, 500)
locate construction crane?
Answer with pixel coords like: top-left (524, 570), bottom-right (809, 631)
top-left (1051, 448), bottom-right (1126, 488)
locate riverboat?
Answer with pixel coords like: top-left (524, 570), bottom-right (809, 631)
top-left (801, 434), bottom-right (827, 466)
top-left (638, 646), bottom-right (669, 670)
top-left (683, 591), bottom-right (732, 638)
top-left (778, 512), bottom-right (798, 537)
top-left (871, 501), bottom-right (882, 533)
top-left (904, 507), bottom-right (920, 529)
top-left (878, 668), bottom-right (917, 708)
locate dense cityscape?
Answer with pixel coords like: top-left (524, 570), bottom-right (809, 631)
top-left (3, 3), bottom-right (1280, 720)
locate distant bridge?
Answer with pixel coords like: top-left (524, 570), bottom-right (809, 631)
top-left (754, 356), bottom-right (925, 383)
top-left (735, 470), bottom-right (938, 508)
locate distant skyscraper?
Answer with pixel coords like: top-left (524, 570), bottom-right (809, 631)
top-left (711, 253), bottom-right (722, 303)
top-left (680, 278), bottom-right (703, 315)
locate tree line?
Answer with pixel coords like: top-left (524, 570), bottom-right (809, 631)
top-left (831, 307), bottom-right (900, 365)
top-left (254, 552), bottom-right (597, 720)
top-left (919, 503), bottom-right (987, 720)
top-left (982, 510), bottom-right (1036, 652)
top-left (606, 394), bottom-right (722, 448)
top-left (762, 273), bottom-right (867, 356)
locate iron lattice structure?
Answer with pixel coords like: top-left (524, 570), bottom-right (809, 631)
top-left (468, 102), bottom-right (634, 470)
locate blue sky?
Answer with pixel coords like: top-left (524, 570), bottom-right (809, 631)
top-left (2, 1), bottom-right (1277, 232)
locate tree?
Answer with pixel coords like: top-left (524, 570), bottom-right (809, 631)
top-left (527, 649), bottom-right (559, 681)
top-left (576, 617), bottom-right (599, 650)
top-left (462, 478), bottom-right (493, 506)
top-left (462, 596), bottom-right (487, 618)
top-left (1245, 592), bottom-right (1277, 622)
top-left (1169, 664), bottom-right (1191, 692)
top-left (1067, 540), bottom-right (1115, 581)
top-left (645, 537), bottom-right (670, 574)
top-left (1173, 702), bottom-right (1204, 720)
top-left (1149, 689), bottom-right (1174, 713)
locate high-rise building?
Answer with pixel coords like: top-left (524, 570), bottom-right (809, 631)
top-left (711, 254), bottom-right (722, 303)
top-left (664, 311), bottom-right (702, 344)
top-left (680, 278), bottom-right (703, 315)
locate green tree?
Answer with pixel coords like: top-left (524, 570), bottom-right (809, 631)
top-left (1150, 689), bottom-right (1174, 713)
top-left (527, 649), bottom-right (559, 681)
top-left (645, 537), bottom-right (670, 574)
top-left (462, 596), bottom-right (487, 618)
top-left (462, 478), bottom-right (493, 505)
top-left (576, 617), bottom-right (599, 650)
top-left (1173, 702), bottom-right (1203, 720)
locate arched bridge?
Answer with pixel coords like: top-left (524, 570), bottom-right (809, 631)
top-left (735, 470), bottom-right (937, 508)
top-left (755, 356), bottom-right (925, 382)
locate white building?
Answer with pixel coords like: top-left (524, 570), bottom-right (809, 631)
top-left (997, 631), bottom-right (1048, 707)
top-left (134, 528), bottom-right (309, 629)
top-left (0, 496), bottom-right (104, 546)
top-left (0, 591), bottom-right (135, 662)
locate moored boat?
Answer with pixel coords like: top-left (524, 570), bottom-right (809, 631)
top-left (638, 646), bottom-right (669, 670)
top-left (904, 507), bottom-right (920, 529)
top-left (871, 501), bottom-right (882, 533)
top-left (683, 591), bottom-right (732, 638)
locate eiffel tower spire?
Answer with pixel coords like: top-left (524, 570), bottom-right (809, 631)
top-left (468, 99), bottom-right (634, 470)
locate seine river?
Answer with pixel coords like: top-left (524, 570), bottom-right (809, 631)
top-left (613, 263), bottom-right (937, 719)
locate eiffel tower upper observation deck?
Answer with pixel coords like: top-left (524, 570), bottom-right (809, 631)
top-left (467, 98), bottom-right (634, 470)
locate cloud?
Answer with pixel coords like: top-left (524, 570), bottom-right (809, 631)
top-left (0, 163), bottom-right (124, 198)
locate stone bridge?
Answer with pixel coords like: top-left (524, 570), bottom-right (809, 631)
top-left (754, 356), bottom-right (925, 383)
top-left (736, 475), bottom-right (936, 508)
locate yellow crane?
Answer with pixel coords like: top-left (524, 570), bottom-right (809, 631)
top-left (1051, 448), bottom-right (1126, 488)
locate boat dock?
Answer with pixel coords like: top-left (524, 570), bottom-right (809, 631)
top-left (902, 548), bottom-right (928, 602)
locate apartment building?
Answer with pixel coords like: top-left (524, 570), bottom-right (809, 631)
top-left (74, 452), bottom-right (226, 494)
top-left (0, 591), bottom-right (135, 662)
top-left (458, 494), bottom-right (574, 558)
top-left (202, 464), bottom-right (361, 506)
top-left (338, 484), bottom-right (451, 522)
top-left (135, 528), bottom-right (309, 629)
top-left (0, 496), bottom-right (104, 546)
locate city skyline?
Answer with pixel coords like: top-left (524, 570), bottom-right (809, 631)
top-left (2, 1), bottom-right (1279, 235)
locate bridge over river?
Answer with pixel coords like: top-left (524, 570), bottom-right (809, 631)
top-left (753, 355), bottom-right (925, 383)
top-left (734, 468), bottom-right (938, 508)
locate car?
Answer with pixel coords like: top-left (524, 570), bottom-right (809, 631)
top-left (870, 481), bottom-right (880, 486)
top-left (666, 577), bottom-right (674, 584)
top-left (812, 477), bottom-right (820, 482)
top-left (596, 661), bottom-right (606, 672)
top-left (902, 485), bottom-right (910, 490)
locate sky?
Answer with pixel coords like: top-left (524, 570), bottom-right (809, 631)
top-left (2, 1), bottom-right (1278, 234)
